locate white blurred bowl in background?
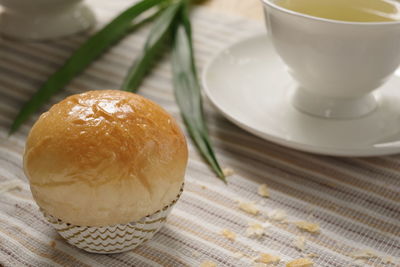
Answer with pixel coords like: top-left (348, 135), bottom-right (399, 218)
top-left (0, 0), bottom-right (95, 41)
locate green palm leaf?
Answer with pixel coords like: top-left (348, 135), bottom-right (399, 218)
top-left (121, 2), bottom-right (181, 92)
top-left (10, 0), bottom-right (165, 134)
top-left (171, 3), bottom-right (225, 181)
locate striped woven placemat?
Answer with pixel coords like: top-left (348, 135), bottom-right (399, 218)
top-left (0, 0), bottom-right (399, 266)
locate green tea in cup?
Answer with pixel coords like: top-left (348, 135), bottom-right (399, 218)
top-left (275, 0), bottom-right (400, 22)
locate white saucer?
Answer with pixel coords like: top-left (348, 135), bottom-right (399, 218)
top-left (202, 35), bottom-right (400, 156)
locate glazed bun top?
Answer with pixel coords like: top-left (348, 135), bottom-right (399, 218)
top-left (24, 90), bottom-right (187, 226)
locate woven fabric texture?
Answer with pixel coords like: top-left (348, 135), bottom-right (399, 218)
top-left (0, 0), bottom-right (399, 266)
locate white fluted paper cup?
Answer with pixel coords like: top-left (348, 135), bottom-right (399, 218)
top-left (41, 185), bottom-right (183, 254)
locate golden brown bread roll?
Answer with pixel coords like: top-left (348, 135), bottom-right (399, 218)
top-left (24, 90), bottom-right (188, 227)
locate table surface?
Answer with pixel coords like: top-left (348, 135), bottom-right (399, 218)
top-left (1, 1), bottom-right (399, 267)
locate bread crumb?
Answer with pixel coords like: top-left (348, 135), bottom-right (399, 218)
top-left (382, 255), bottom-right (394, 264)
top-left (238, 201), bottom-right (260, 215)
top-left (220, 229), bottom-right (236, 241)
top-left (349, 249), bottom-right (378, 260)
top-left (257, 184), bottom-right (269, 198)
top-left (200, 261), bottom-right (217, 267)
top-left (293, 236), bottom-right (306, 251)
top-left (233, 252), bottom-right (245, 259)
top-left (245, 222), bottom-right (266, 238)
top-left (286, 258), bottom-right (314, 267)
top-left (255, 253), bottom-right (280, 264)
top-left (222, 167), bottom-right (235, 177)
top-left (268, 209), bottom-right (287, 222)
top-left (305, 253), bottom-right (318, 259)
top-left (201, 185), bottom-right (207, 190)
top-left (295, 221), bottom-right (320, 233)
top-left (50, 240), bottom-right (56, 248)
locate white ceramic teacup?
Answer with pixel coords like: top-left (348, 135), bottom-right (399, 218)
top-left (0, 0), bottom-right (95, 40)
top-left (261, 0), bottom-right (400, 119)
